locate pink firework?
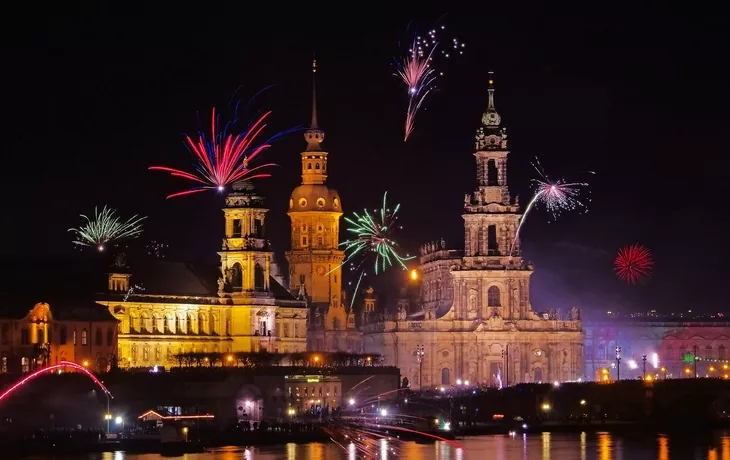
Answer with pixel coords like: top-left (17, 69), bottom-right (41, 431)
top-left (150, 108), bottom-right (278, 199)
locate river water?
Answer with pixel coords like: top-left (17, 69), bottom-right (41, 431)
top-left (22, 431), bottom-right (730, 459)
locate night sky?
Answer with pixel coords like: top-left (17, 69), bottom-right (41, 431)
top-left (6, 7), bottom-right (730, 315)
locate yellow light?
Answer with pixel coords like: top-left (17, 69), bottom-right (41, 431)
top-left (287, 408), bottom-right (296, 415)
top-left (410, 269), bottom-right (418, 281)
top-left (723, 364), bottom-right (728, 370)
top-left (601, 368), bottom-right (608, 375)
top-left (227, 355), bottom-right (233, 362)
top-left (104, 414), bottom-right (112, 420)
top-left (660, 367), bottom-right (666, 372)
top-left (685, 368), bottom-right (692, 375)
top-left (580, 400), bottom-right (586, 406)
top-left (82, 360), bottom-right (89, 367)
top-left (541, 403), bottom-right (551, 411)
top-left (489, 79), bottom-right (494, 85)
top-left (602, 375), bottom-right (609, 382)
top-left (313, 356), bottom-right (319, 362)
top-left (182, 427), bottom-right (188, 434)
top-left (709, 366), bottom-right (716, 372)
top-left (645, 375), bottom-right (653, 381)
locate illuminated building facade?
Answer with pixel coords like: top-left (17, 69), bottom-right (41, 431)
top-left (285, 60), bottom-right (359, 352)
top-left (584, 319), bottom-right (730, 380)
top-left (362, 76), bottom-right (584, 388)
top-left (98, 181), bottom-right (308, 367)
top-left (0, 301), bottom-right (118, 373)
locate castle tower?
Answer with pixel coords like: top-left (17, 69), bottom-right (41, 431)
top-left (461, 72), bottom-right (533, 320)
top-left (219, 181), bottom-right (271, 294)
top-left (286, 60), bottom-right (346, 340)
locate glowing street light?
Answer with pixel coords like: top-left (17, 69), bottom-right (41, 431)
top-left (410, 269), bottom-right (419, 281)
top-left (348, 398), bottom-right (355, 406)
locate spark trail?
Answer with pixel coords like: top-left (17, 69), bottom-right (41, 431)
top-left (68, 206), bottom-right (146, 252)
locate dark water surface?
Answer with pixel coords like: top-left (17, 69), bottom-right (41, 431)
top-left (20, 431), bottom-right (730, 459)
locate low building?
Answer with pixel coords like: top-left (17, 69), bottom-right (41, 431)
top-left (0, 300), bottom-right (119, 373)
top-left (283, 374), bottom-right (342, 416)
top-left (584, 318), bottom-right (730, 380)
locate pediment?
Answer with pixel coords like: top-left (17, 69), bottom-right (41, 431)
top-left (688, 335), bottom-right (707, 340)
top-left (662, 335), bottom-right (679, 340)
top-left (715, 335), bottom-right (730, 340)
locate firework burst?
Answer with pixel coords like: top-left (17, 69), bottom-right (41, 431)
top-left (510, 158), bottom-right (591, 256)
top-left (68, 206), bottom-right (146, 252)
top-left (150, 104), bottom-right (286, 199)
top-left (395, 24), bottom-right (465, 141)
top-left (338, 192), bottom-right (415, 308)
top-left (615, 243), bottom-right (654, 284)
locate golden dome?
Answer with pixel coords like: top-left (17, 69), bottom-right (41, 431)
top-left (289, 184), bottom-right (341, 213)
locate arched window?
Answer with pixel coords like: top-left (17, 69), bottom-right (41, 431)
top-left (107, 328), bottom-right (114, 346)
top-left (141, 313), bottom-right (152, 333)
top-left (533, 367), bottom-right (543, 383)
top-left (720, 345), bottom-right (726, 360)
top-left (487, 286), bottom-right (501, 307)
top-left (307, 163), bottom-right (312, 170)
top-left (81, 329), bottom-right (88, 345)
top-left (59, 326), bottom-right (67, 345)
top-left (315, 163), bottom-right (320, 169)
top-left (705, 345), bottom-right (712, 359)
top-left (95, 329), bottom-right (102, 346)
top-left (254, 263), bottom-right (265, 291)
top-left (231, 262), bottom-right (243, 292)
top-left (441, 367), bottom-right (450, 385)
top-left (487, 159), bottom-right (499, 186)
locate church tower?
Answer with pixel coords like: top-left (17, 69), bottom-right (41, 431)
top-left (286, 60), bottom-right (346, 343)
top-left (461, 72), bottom-right (533, 320)
top-left (219, 181), bottom-right (271, 294)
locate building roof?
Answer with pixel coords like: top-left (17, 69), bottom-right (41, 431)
top-left (128, 259), bottom-right (217, 297)
top-left (289, 183), bottom-right (341, 213)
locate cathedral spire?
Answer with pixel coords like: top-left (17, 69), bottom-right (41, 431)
top-left (304, 58), bottom-right (324, 152)
top-left (311, 57), bottom-right (318, 129)
top-left (482, 71), bottom-right (501, 127)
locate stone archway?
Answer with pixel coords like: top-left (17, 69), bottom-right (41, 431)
top-left (235, 384), bottom-right (264, 423)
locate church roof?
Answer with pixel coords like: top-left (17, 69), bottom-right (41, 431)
top-left (289, 184), bottom-right (341, 213)
top-left (129, 259), bottom-right (217, 297)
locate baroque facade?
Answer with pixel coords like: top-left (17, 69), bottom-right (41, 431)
top-left (98, 181), bottom-right (308, 367)
top-left (0, 301), bottom-right (118, 373)
top-left (362, 75), bottom-right (584, 388)
top-left (286, 60), bottom-right (360, 352)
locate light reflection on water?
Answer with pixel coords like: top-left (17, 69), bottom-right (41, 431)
top-left (42, 432), bottom-right (730, 459)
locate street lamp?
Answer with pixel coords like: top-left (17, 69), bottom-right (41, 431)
top-left (416, 344), bottom-right (425, 390)
top-left (615, 346), bottom-right (622, 381)
top-left (642, 354), bottom-right (647, 379)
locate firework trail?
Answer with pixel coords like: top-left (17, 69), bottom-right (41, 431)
top-left (68, 206), bottom-right (146, 252)
top-left (395, 24), bottom-right (465, 141)
top-left (150, 101), bottom-right (290, 199)
top-left (615, 243), bottom-right (654, 284)
top-left (510, 158), bottom-right (591, 256)
top-left (337, 192), bottom-right (415, 308)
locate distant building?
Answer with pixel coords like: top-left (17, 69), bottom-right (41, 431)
top-left (361, 75), bottom-right (584, 388)
top-left (584, 318), bottom-right (730, 380)
top-left (286, 60), bottom-right (359, 353)
top-left (97, 180), bottom-right (308, 368)
top-left (0, 301), bottom-right (118, 373)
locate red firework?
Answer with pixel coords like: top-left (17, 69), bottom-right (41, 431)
top-left (150, 108), bottom-right (277, 199)
top-left (614, 243), bottom-right (654, 284)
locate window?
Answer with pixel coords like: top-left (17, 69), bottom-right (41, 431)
top-left (705, 346), bottom-right (712, 359)
top-left (487, 286), bottom-right (501, 307)
top-left (1, 356), bottom-right (6, 373)
top-left (487, 159), bottom-right (499, 186)
top-left (317, 236), bottom-right (324, 246)
top-left (316, 198), bottom-right (325, 208)
top-left (73, 329), bottom-right (77, 345)
top-left (232, 219), bottom-right (242, 237)
top-left (107, 328), bottom-right (114, 346)
top-left (487, 225), bottom-right (498, 254)
top-left (81, 329), bottom-right (88, 346)
top-left (20, 328), bottom-right (29, 345)
top-left (333, 198), bottom-right (339, 209)
top-left (254, 263), bottom-right (265, 290)
top-left (301, 236), bottom-right (308, 247)
top-left (95, 329), bottom-right (102, 346)
top-left (441, 368), bottom-right (450, 385)
top-left (259, 320), bottom-right (267, 336)
top-left (59, 326), bottom-right (67, 345)
top-left (332, 317), bottom-right (340, 330)
top-left (720, 345), bottom-right (726, 360)
top-left (21, 357), bottom-right (29, 373)
top-left (307, 163), bottom-right (312, 170)
top-left (37, 328), bottom-right (45, 344)
top-left (299, 198), bottom-right (308, 207)
top-left (231, 262), bottom-right (243, 292)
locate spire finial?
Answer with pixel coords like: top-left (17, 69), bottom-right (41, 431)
top-left (481, 71), bottom-right (501, 127)
top-left (311, 56), bottom-right (318, 129)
